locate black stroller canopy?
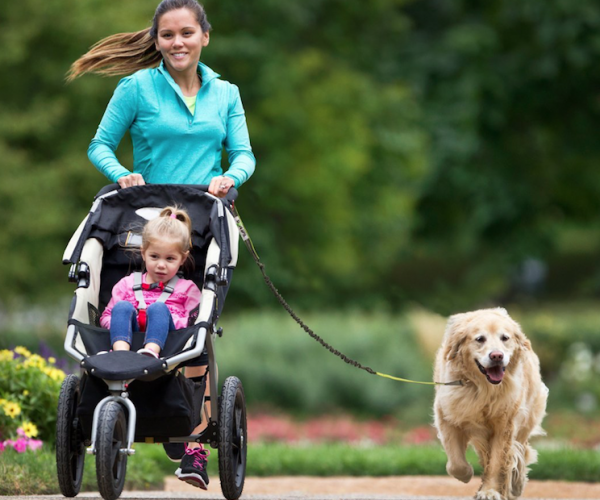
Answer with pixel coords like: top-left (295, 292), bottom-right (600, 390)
top-left (64, 183), bottom-right (237, 315)
top-left (64, 184), bottom-right (236, 269)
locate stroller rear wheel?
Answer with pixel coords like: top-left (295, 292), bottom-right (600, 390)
top-left (218, 376), bottom-right (247, 500)
top-left (96, 401), bottom-right (128, 500)
top-left (56, 374), bottom-right (85, 497)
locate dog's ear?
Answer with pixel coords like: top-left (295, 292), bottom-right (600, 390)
top-left (513, 322), bottom-right (532, 351)
top-left (443, 314), bottom-right (467, 361)
top-left (495, 307), bottom-right (510, 317)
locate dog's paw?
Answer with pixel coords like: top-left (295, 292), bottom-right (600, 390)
top-left (476, 488), bottom-right (504, 500)
top-left (446, 462), bottom-right (473, 483)
top-left (510, 467), bottom-right (527, 498)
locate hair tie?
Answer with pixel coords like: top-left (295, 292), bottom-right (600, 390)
top-left (170, 213), bottom-right (177, 219)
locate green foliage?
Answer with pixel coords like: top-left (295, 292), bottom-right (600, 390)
top-left (2, 0), bottom-right (599, 311)
top-left (216, 310), bottom-right (434, 419)
top-left (0, 443), bottom-right (171, 495)
top-left (0, 347), bottom-right (65, 445)
top-left (515, 304), bottom-right (600, 415)
top-left (395, 0), bottom-right (600, 312)
top-left (246, 443), bottom-right (600, 481)
top-left (0, 445), bottom-right (60, 495)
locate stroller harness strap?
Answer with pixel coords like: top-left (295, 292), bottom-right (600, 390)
top-left (132, 272), bottom-right (179, 332)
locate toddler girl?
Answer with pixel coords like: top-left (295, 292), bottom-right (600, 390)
top-left (100, 206), bottom-right (201, 358)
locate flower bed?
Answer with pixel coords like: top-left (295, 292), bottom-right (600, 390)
top-left (247, 412), bottom-right (437, 445)
top-left (0, 346), bottom-right (65, 452)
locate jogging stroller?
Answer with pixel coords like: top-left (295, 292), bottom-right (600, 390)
top-left (56, 184), bottom-right (247, 500)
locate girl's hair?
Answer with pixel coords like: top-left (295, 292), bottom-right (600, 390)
top-left (142, 205), bottom-right (193, 257)
top-left (66, 0), bottom-right (211, 81)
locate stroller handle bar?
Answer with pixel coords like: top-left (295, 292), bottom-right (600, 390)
top-left (95, 182), bottom-right (238, 203)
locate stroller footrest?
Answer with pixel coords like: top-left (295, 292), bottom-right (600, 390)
top-left (81, 351), bottom-right (167, 381)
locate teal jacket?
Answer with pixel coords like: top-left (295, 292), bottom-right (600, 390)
top-left (88, 61), bottom-right (255, 188)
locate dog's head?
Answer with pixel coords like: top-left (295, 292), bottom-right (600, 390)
top-left (443, 308), bottom-right (530, 385)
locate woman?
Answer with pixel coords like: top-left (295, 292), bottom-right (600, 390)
top-left (69, 0), bottom-right (255, 199)
top-left (68, 0), bottom-right (255, 489)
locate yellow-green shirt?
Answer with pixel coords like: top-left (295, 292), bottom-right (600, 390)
top-left (182, 94), bottom-right (197, 115)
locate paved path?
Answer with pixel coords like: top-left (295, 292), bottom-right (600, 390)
top-left (6, 476), bottom-right (600, 500)
top-left (165, 476), bottom-right (600, 499)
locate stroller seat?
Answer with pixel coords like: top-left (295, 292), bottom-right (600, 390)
top-left (62, 183), bottom-right (238, 368)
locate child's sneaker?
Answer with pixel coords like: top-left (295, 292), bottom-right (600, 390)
top-left (137, 347), bottom-right (159, 358)
top-left (175, 445), bottom-right (210, 489)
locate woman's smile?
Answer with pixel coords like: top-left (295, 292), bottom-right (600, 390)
top-left (155, 8), bottom-right (209, 78)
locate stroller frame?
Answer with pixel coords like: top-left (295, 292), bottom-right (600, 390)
top-left (56, 184), bottom-right (247, 500)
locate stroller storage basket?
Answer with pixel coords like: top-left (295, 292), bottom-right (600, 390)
top-left (77, 370), bottom-right (205, 441)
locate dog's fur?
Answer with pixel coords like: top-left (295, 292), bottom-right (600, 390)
top-left (433, 308), bottom-right (548, 500)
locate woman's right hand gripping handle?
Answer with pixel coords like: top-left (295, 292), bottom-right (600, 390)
top-left (118, 173), bottom-right (146, 188)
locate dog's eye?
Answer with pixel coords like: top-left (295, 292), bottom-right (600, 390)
top-left (475, 336), bottom-right (486, 343)
top-left (501, 334), bottom-right (510, 342)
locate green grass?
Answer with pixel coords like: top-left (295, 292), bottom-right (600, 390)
top-left (246, 443), bottom-right (600, 482)
top-left (2, 442), bottom-right (599, 495)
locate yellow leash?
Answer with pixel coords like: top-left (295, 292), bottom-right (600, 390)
top-left (375, 372), bottom-right (462, 386)
top-left (230, 202), bottom-right (462, 388)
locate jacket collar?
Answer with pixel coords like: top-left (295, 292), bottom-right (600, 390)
top-left (157, 60), bottom-right (220, 99)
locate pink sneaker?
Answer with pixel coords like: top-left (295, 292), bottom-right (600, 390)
top-left (175, 445), bottom-right (210, 489)
top-left (136, 347), bottom-right (159, 359)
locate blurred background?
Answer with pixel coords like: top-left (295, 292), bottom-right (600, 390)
top-left (1, 0), bottom-right (600, 448)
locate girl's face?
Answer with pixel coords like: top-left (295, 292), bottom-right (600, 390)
top-left (154, 8), bottom-right (209, 77)
top-left (142, 240), bottom-right (188, 284)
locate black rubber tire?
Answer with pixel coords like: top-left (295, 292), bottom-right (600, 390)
top-left (218, 376), bottom-right (247, 500)
top-left (56, 374), bottom-right (85, 497)
top-left (96, 401), bottom-right (128, 500)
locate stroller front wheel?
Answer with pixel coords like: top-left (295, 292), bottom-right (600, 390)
top-left (56, 374), bottom-right (85, 497)
top-left (96, 401), bottom-right (128, 500)
top-left (218, 376), bottom-right (247, 500)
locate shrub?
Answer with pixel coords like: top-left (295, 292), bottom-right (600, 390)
top-left (0, 346), bottom-right (65, 449)
top-left (216, 310), bottom-right (434, 420)
top-left (514, 305), bottom-right (600, 415)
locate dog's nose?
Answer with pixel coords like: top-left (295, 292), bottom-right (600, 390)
top-left (489, 351), bottom-right (504, 361)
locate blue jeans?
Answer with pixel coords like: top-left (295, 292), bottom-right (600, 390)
top-left (110, 301), bottom-right (175, 350)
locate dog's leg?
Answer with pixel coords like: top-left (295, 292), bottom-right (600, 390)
top-left (510, 428), bottom-right (539, 498)
top-left (436, 418), bottom-right (473, 483)
top-left (476, 420), bottom-right (515, 500)
top-left (509, 441), bottom-right (528, 499)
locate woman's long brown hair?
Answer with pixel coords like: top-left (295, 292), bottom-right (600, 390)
top-left (66, 0), bottom-right (211, 82)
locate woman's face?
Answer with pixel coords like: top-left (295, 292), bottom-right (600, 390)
top-left (154, 8), bottom-right (209, 76)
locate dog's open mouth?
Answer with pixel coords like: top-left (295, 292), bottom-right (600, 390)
top-left (476, 360), bottom-right (505, 384)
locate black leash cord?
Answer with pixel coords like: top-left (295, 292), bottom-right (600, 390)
top-left (229, 203), bottom-right (462, 387)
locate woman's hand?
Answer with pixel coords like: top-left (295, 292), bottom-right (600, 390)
top-left (118, 173), bottom-right (146, 188)
top-left (208, 176), bottom-right (235, 198)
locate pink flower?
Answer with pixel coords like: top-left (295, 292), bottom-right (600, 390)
top-left (247, 413), bottom-right (300, 442)
top-left (16, 427), bottom-right (26, 438)
top-left (403, 426), bottom-right (436, 445)
top-left (27, 439), bottom-right (43, 451)
top-left (0, 435), bottom-right (44, 454)
top-left (11, 438), bottom-right (28, 453)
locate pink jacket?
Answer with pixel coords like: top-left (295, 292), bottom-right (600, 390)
top-left (100, 273), bottom-right (202, 330)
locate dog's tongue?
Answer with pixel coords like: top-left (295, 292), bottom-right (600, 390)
top-left (486, 365), bottom-right (504, 383)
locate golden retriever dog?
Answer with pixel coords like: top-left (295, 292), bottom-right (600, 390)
top-left (433, 308), bottom-right (548, 500)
